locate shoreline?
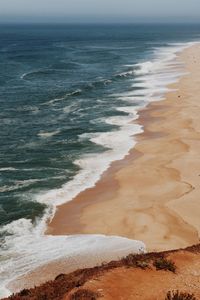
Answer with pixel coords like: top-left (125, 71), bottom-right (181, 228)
top-left (48, 44), bottom-right (200, 251)
top-left (3, 42), bottom-right (200, 297)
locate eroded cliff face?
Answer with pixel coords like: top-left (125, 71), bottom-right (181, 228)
top-left (3, 245), bottom-right (200, 300)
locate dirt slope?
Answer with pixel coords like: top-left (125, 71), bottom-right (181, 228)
top-left (3, 245), bottom-right (200, 300)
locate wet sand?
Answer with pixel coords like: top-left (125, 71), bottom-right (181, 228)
top-left (48, 44), bottom-right (200, 252)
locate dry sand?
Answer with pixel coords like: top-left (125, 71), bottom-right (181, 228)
top-left (48, 44), bottom-right (200, 252)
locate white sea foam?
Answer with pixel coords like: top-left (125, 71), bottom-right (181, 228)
top-left (43, 96), bottom-right (66, 105)
top-left (0, 179), bottom-right (41, 193)
top-left (36, 112), bottom-right (142, 207)
top-left (116, 70), bottom-right (135, 78)
top-left (37, 130), bottom-right (60, 138)
top-left (0, 167), bottom-right (62, 173)
top-left (20, 72), bottom-right (29, 80)
top-left (115, 42), bottom-right (197, 106)
top-left (0, 167), bottom-right (16, 172)
top-left (20, 69), bottom-right (44, 80)
top-left (1, 41), bottom-right (199, 297)
top-left (42, 89), bottom-right (82, 106)
top-left (0, 177), bottom-right (66, 193)
top-left (0, 217), bottom-right (146, 297)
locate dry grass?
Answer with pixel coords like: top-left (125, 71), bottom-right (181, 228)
top-left (153, 258), bottom-right (176, 273)
top-left (165, 291), bottom-right (196, 300)
top-left (70, 289), bottom-right (100, 300)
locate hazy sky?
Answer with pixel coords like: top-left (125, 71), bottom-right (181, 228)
top-left (0, 0), bottom-right (200, 23)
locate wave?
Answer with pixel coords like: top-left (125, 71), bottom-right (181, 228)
top-left (0, 179), bottom-right (43, 193)
top-left (0, 176), bottom-right (66, 193)
top-left (115, 42), bottom-right (197, 81)
top-left (42, 89), bottom-right (82, 106)
top-left (115, 70), bottom-right (135, 78)
top-left (0, 167), bottom-right (63, 173)
top-left (16, 105), bottom-right (40, 114)
top-left (35, 41), bottom-right (198, 207)
top-left (37, 76), bottom-right (115, 108)
top-left (20, 70), bottom-right (42, 80)
top-left (77, 78), bottom-right (112, 92)
top-left (37, 130), bottom-right (60, 138)
top-left (40, 73), bottom-right (136, 108)
top-left (0, 216), bottom-right (145, 297)
top-left (20, 69), bottom-right (69, 80)
top-left (36, 112), bottom-right (142, 207)
top-left (0, 167), bottom-right (16, 172)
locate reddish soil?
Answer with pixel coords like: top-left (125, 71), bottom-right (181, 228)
top-left (3, 244), bottom-right (200, 300)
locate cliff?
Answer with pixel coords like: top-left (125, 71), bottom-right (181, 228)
top-left (3, 244), bottom-right (200, 300)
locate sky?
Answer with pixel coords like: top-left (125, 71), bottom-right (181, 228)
top-left (0, 0), bottom-right (200, 23)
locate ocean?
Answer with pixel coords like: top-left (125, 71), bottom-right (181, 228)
top-left (0, 23), bottom-right (200, 296)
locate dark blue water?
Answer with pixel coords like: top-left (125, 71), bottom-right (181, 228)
top-left (0, 23), bottom-right (200, 228)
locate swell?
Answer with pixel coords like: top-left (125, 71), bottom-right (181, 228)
top-left (22, 66), bottom-right (142, 107)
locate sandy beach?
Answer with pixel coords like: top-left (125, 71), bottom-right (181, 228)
top-left (48, 44), bottom-right (200, 252)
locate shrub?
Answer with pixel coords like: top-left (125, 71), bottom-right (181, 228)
top-left (18, 289), bottom-right (30, 296)
top-left (55, 273), bottom-right (66, 280)
top-left (135, 260), bottom-right (149, 269)
top-left (70, 289), bottom-right (100, 300)
top-left (153, 257), bottom-right (176, 273)
top-left (123, 254), bottom-right (137, 267)
top-left (165, 290), bottom-right (196, 300)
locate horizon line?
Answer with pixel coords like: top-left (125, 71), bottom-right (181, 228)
top-left (1, 20), bottom-right (200, 25)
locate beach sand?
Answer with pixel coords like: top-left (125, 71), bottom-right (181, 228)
top-left (48, 44), bottom-right (200, 252)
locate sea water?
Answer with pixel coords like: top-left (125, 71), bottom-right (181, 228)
top-left (0, 23), bottom-right (200, 296)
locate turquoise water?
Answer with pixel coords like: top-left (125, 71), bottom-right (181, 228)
top-left (0, 24), bottom-right (200, 296)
